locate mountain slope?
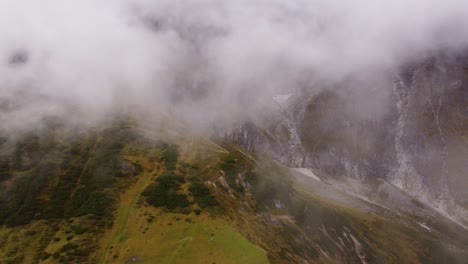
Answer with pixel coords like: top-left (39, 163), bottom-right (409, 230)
top-left (0, 121), bottom-right (467, 263)
top-left (223, 54), bottom-right (468, 227)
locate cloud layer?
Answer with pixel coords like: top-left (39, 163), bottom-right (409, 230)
top-left (1, 0), bottom-right (467, 131)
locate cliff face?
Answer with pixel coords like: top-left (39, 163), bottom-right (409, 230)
top-left (222, 54), bottom-right (468, 224)
top-left (389, 56), bottom-right (468, 216)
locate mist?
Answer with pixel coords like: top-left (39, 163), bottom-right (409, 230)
top-left (1, 0), bottom-right (468, 132)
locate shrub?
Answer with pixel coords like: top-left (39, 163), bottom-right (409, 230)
top-left (181, 207), bottom-right (191, 215)
top-left (188, 182), bottom-right (218, 208)
top-left (144, 172), bottom-right (190, 209)
top-left (163, 144), bottom-right (179, 170)
top-left (188, 182), bottom-right (211, 197)
top-left (71, 225), bottom-right (88, 235)
top-left (0, 158), bottom-right (11, 182)
top-left (218, 154), bottom-right (245, 192)
top-left (25, 230), bottom-right (37, 236)
top-left (61, 243), bottom-right (78, 252)
top-left (41, 252), bottom-right (52, 260)
top-left (194, 195), bottom-right (219, 208)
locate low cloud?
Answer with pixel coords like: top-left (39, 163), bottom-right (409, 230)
top-left (0, 0), bottom-right (467, 132)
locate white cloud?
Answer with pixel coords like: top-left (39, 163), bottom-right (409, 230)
top-left (0, 0), bottom-right (467, 131)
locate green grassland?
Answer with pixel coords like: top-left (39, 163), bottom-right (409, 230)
top-left (99, 208), bottom-right (269, 264)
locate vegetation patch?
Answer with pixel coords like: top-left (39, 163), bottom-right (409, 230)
top-left (143, 172), bottom-right (190, 210)
top-left (188, 182), bottom-right (218, 208)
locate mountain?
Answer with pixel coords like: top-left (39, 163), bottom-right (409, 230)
top-left (2, 0), bottom-right (468, 262)
top-left (0, 107), bottom-right (467, 263)
top-left (223, 53), bottom-right (468, 228)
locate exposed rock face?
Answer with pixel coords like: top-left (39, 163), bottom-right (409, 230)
top-left (222, 53), bottom-right (468, 223)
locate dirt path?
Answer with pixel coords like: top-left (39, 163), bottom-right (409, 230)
top-left (100, 163), bottom-right (160, 263)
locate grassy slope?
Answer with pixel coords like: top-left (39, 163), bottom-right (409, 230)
top-left (1, 123), bottom-right (468, 264)
top-left (100, 208), bottom-right (268, 264)
top-left (96, 152), bottom-right (269, 264)
top-left (0, 220), bottom-right (55, 263)
top-left (0, 127), bottom-right (270, 264)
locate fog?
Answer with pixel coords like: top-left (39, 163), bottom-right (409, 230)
top-left (0, 0), bottom-right (467, 132)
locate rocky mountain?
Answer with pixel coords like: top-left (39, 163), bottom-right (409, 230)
top-left (222, 53), bottom-right (468, 229)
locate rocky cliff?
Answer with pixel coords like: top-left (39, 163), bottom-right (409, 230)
top-left (222, 53), bottom-right (468, 226)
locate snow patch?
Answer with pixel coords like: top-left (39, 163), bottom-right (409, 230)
top-left (292, 168), bottom-right (321, 181)
top-left (418, 222), bottom-right (431, 231)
